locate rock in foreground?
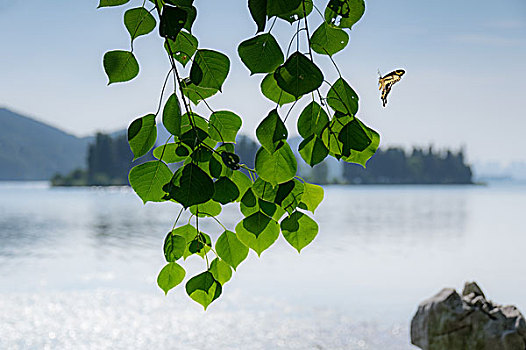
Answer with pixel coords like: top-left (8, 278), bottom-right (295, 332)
top-left (411, 282), bottom-right (526, 350)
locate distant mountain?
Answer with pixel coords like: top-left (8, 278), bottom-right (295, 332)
top-left (0, 108), bottom-right (91, 180)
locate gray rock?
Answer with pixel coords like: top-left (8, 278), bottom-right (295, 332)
top-left (411, 282), bottom-right (526, 350)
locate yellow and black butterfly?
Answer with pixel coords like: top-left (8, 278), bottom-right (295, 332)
top-left (378, 69), bottom-right (405, 107)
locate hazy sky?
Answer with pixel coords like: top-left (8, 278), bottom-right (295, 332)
top-left (1, 0), bottom-right (525, 163)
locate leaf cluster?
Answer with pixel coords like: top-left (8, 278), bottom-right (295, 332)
top-left (99, 0), bottom-right (378, 309)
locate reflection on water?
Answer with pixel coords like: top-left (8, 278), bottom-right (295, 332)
top-left (0, 182), bottom-right (525, 349)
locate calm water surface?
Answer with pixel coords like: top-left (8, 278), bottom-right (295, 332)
top-left (0, 182), bottom-right (525, 349)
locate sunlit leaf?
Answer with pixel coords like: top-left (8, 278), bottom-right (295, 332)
top-left (310, 22), bottom-right (349, 56)
top-left (190, 49), bottom-right (230, 91)
top-left (128, 114), bottom-right (157, 160)
top-left (256, 109), bottom-right (288, 153)
top-left (157, 262), bottom-right (185, 294)
top-left (267, 0), bottom-right (301, 17)
top-left (129, 161), bottom-right (173, 203)
top-left (124, 7), bottom-right (156, 41)
top-left (209, 111), bottom-right (242, 143)
top-left (297, 101), bottom-right (329, 138)
top-left (164, 232), bottom-right (186, 262)
top-left (275, 179), bottom-right (304, 214)
top-left (274, 52), bottom-right (323, 98)
top-left (231, 171), bottom-right (252, 201)
top-left (235, 213), bottom-right (279, 256)
top-left (260, 73), bottom-right (297, 106)
top-left (342, 120), bottom-right (380, 167)
top-left (210, 258), bottom-right (232, 285)
top-left (190, 200), bottom-right (222, 217)
top-left (280, 211), bottom-right (318, 253)
top-left (238, 33), bottom-right (284, 74)
top-left (162, 93), bottom-right (182, 136)
top-left (277, 0), bottom-right (312, 23)
top-left (325, 0), bottom-right (365, 29)
top-left (299, 182), bottom-right (324, 213)
top-left (326, 78), bottom-right (359, 115)
top-left (252, 178), bottom-right (277, 202)
top-left (164, 30), bottom-right (198, 67)
top-left (181, 80), bottom-right (219, 104)
top-left (186, 271), bottom-right (222, 310)
top-left (163, 163), bottom-right (214, 208)
top-left (103, 50), bottom-right (139, 84)
top-left (299, 135), bottom-right (329, 167)
top-left (255, 143), bottom-right (297, 185)
top-left (338, 118), bottom-right (372, 155)
top-left (216, 230), bottom-right (249, 270)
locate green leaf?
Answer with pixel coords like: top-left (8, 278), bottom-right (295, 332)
top-left (342, 121), bottom-right (380, 167)
top-left (256, 109), bottom-right (288, 153)
top-left (274, 52), bottom-right (323, 98)
top-left (181, 80), bottom-right (219, 104)
top-left (209, 156), bottom-right (223, 178)
top-left (129, 161), bottom-right (173, 203)
top-left (338, 118), bottom-right (372, 155)
top-left (164, 232), bottom-right (186, 262)
top-left (252, 178), bottom-right (277, 202)
top-left (327, 78), bottom-right (359, 115)
top-left (190, 200), bottom-right (222, 217)
top-left (236, 213), bottom-right (280, 256)
top-left (98, 0), bottom-right (130, 8)
top-left (124, 7), bottom-right (156, 41)
top-left (186, 271), bottom-right (222, 310)
top-left (255, 143), bottom-right (297, 185)
top-left (208, 111), bottom-right (242, 143)
top-left (248, 0), bottom-right (267, 32)
top-left (216, 230), bottom-right (249, 270)
top-left (213, 177), bottom-right (240, 204)
top-left (157, 262), bottom-right (186, 295)
top-left (260, 73), bottom-right (297, 106)
top-left (162, 93), bottom-right (182, 136)
top-left (267, 0), bottom-right (301, 17)
top-left (321, 113), bottom-right (352, 159)
top-left (299, 135), bottom-right (329, 167)
top-left (165, 0), bottom-right (194, 6)
top-left (103, 50), bottom-right (139, 84)
top-left (128, 114), bottom-right (157, 160)
top-left (163, 163), bottom-right (214, 208)
top-left (159, 5), bottom-right (187, 40)
top-left (325, 0), bottom-right (365, 29)
top-left (299, 182), bottom-right (324, 213)
top-left (164, 30), bottom-right (198, 67)
top-left (210, 258), bottom-right (232, 285)
top-left (170, 224), bottom-right (201, 260)
top-left (231, 171), bottom-right (252, 201)
top-left (238, 33), bottom-right (284, 74)
top-left (190, 49), bottom-right (230, 91)
top-left (240, 188), bottom-right (258, 215)
top-left (310, 22), bottom-right (349, 56)
top-left (280, 211), bottom-right (318, 253)
top-left (277, 0), bottom-right (312, 23)
top-left (187, 232), bottom-right (212, 258)
top-left (297, 101), bottom-right (329, 138)
top-left (275, 179), bottom-right (304, 214)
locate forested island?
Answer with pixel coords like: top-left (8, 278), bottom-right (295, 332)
top-left (52, 133), bottom-right (473, 186)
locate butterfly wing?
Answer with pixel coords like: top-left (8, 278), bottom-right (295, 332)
top-left (379, 70), bottom-right (404, 107)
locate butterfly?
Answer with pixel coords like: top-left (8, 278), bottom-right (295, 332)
top-left (378, 69), bottom-right (405, 107)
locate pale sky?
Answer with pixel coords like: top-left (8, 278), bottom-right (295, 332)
top-left (1, 0), bottom-right (525, 163)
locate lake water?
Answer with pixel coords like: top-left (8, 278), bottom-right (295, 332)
top-left (1, 182), bottom-right (525, 349)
